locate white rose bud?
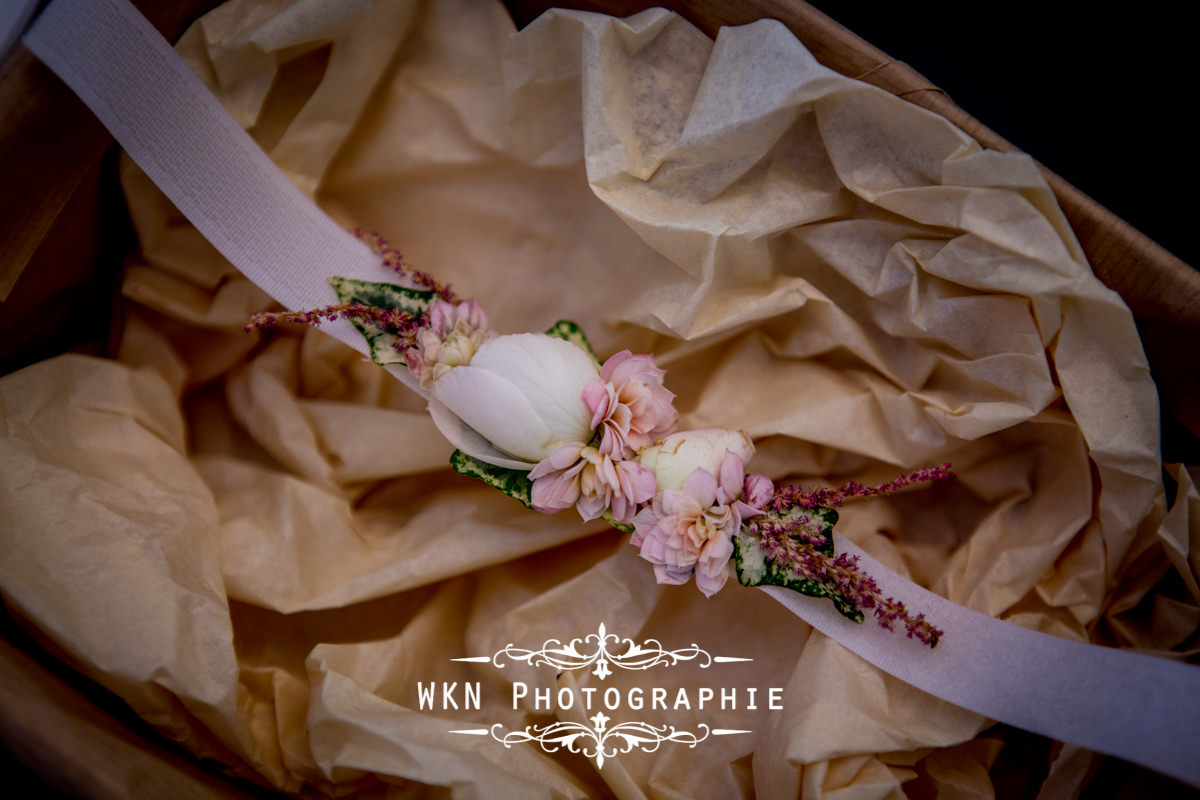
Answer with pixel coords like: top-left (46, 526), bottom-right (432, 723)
top-left (427, 333), bottom-right (600, 470)
top-left (637, 429), bottom-right (754, 492)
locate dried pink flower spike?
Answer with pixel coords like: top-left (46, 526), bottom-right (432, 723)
top-left (747, 464), bottom-right (955, 647)
top-left (244, 302), bottom-right (422, 336)
top-left (749, 512), bottom-right (942, 645)
top-left (769, 464), bottom-right (955, 511)
top-left (353, 229), bottom-right (458, 303)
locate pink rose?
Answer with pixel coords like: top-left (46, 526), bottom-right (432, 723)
top-left (581, 351), bottom-right (677, 458)
top-left (631, 450), bottom-right (771, 597)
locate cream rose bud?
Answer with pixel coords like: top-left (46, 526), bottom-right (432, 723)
top-left (637, 429), bottom-right (754, 493)
top-left (427, 333), bottom-right (601, 469)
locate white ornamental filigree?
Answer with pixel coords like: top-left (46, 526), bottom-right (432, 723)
top-left (490, 713), bottom-right (719, 767)
top-left (454, 622), bottom-right (749, 679)
top-left (449, 716), bottom-right (750, 766)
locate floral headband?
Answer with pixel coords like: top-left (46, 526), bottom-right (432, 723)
top-left (248, 231), bottom-right (952, 647)
top-left (23, 0), bottom-right (1200, 785)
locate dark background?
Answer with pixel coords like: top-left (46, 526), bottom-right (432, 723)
top-left (504, 0), bottom-right (1199, 269)
top-left (804, 1), bottom-right (1197, 269)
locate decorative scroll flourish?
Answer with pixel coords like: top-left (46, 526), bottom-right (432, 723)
top-left (457, 622), bottom-right (748, 679)
top-left (491, 714), bottom-right (712, 767)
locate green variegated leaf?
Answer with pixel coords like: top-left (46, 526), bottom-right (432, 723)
top-left (734, 505), bottom-right (864, 623)
top-left (448, 449), bottom-right (636, 534)
top-left (329, 275), bottom-right (437, 311)
top-left (329, 276), bottom-right (437, 367)
top-left (449, 450), bottom-right (534, 509)
top-left (545, 319), bottom-right (601, 366)
top-left (601, 510), bottom-right (635, 534)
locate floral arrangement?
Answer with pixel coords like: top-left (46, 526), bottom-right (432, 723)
top-left (248, 232), bottom-right (950, 646)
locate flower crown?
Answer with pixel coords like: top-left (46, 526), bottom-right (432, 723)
top-left (249, 231), bottom-right (951, 647)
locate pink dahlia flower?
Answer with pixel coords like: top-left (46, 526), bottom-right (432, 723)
top-left (581, 351), bottom-right (677, 458)
top-left (406, 299), bottom-right (490, 389)
top-left (529, 443), bottom-right (657, 524)
top-left (631, 451), bottom-right (773, 597)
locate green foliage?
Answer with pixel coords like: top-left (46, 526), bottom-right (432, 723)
top-left (329, 276), bottom-right (437, 366)
top-left (601, 510), bottom-right (635, 534)
top-left (545, 319), bottom-right (601, 365)
top-left (734, 505), bottom-right (864, 623)
top-left (447, 451), bottom-right (636, 534)
top-left (449, 450), bottom-right (534, 509)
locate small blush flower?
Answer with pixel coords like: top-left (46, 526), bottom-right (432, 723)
top-left (527, 443), bottom-right (589, 510)
top-left (738, 473), bottom-right (775, 517)
top-left (581, 351), bottom-right (677, 458)
top-left (406, 299), bottom-right (491, 389)
top-left (631, 449), bottom-right (766, 597)
top-left (529, 443), bottom-right (657, 524)
top-left (430, 298), bottom-right (487, 338)
top-left (638, 429), bottom-right (755, 493)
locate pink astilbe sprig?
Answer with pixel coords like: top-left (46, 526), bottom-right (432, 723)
top-left (353, 229), bottom-right (458, 303)
top-left (747, 507), bottom-right (944, 647)
top-left (746, 514), bottom-right (827, 552)
top-left (805, 550), bottom-right (943, 647)
top-left (245, 302), bottom-right (424, 337)
top-left (769, 463), bottom-right (955, 511)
